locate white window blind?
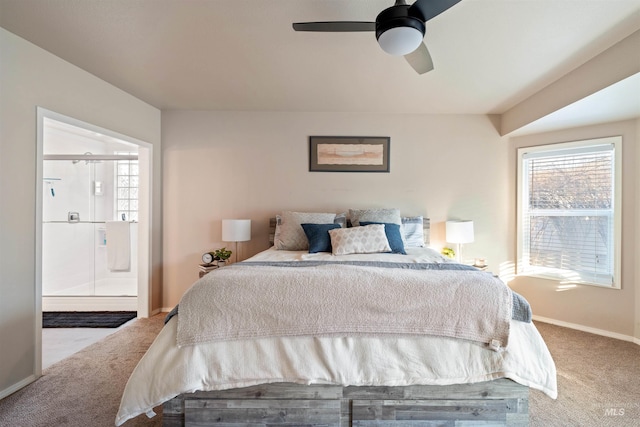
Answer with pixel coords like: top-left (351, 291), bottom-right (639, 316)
top-left (517, 137), bottom-right (621, 288)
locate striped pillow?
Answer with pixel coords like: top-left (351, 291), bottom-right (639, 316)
top-left (402, 216), bottom-right (425, 247)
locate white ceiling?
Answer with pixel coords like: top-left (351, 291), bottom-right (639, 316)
top-left (1, 0), bottom-right (639, 133)
top-left (509, 72), bottom-right (640, 136)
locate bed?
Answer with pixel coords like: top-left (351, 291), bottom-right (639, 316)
top-left (116, 211), bottom-right (557, 426)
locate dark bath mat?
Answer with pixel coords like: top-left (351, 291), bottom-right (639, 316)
top-left (43, 311), bottom-right (137, 328)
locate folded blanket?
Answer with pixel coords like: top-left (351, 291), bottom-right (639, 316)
top-left (177, 262), bottom-right (515, 350)
top-left (240, 260), bottom-right (532, 323)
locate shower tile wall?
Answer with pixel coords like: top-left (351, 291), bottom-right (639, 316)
top-left (43, 158), bottom-right (107, 223)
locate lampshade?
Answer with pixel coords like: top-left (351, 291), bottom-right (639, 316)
top-left (377, 26), bottom-right (423, 56)
top-left (222, 219), bottom-right (251, 242)
top-left (446, 220), bottom-right (474, 244)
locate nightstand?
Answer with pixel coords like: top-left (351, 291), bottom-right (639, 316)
top-left (199, 263), bottom-right (218, 278)
top-left (464, 260), bottom-right (488, 271)
top-left (471, 258), bottom-right (488, 271)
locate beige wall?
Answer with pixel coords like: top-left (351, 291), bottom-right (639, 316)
top-left (508, 119), bottom-right (639, 339)
top-left (637, 118), bottom-right (640, 340)
top-left (162, 111), bottom-right (640, 341)
top-left (0, 28), bottom-right (162, 397)
top-left (161, 111), bottom-right (511, 308)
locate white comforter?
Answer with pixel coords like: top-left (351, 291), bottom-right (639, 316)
top-left (115, 248), bottom-right (557, 426)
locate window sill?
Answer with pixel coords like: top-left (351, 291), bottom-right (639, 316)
top-left (517, 272), bottom-right (619, 289)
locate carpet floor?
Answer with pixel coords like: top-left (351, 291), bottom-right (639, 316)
top-left (0, 316), bottom-right (638, 426)
top-left (530, 321), bottom-right (640, 426)
top-left (43, 311), bottom-right (138, 328)
top-left (0, 314), bottom-right (165, 427)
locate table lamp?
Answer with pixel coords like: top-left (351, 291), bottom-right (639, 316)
top-left (222, 219), bottom-right (251, 263)
top-left (446, 220), bottom-right (474, 263)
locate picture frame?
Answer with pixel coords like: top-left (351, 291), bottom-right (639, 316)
top-left (309, 136), bottom-right (390, 173)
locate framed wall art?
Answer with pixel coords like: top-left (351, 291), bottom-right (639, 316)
top-left (309, 136), bottom-right (390, 172)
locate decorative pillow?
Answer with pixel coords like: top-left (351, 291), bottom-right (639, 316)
top-left (401, 216), bottom-right (425, 247)
top-left (360, 221), bottom-right (406, 254)
top-left (328, 224), bottom-right (391, 256)
top-left (334, 212), bottom-right (347, 229)
top-left (348, 208), bottom-right (402, 227)
top-left (301, 223), bottom-right (342, 253)
top-left (274, 211), bottom-right (336, 250)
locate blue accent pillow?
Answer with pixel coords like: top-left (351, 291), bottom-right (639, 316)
top-left (359, 221), bottom-right (406, 254)
top-left (301, 223), bottom-right (342, 253)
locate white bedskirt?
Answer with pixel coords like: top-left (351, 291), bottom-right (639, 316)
top-left (116, 315), bottom-right (557, 425)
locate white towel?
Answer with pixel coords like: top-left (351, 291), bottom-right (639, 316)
top-left (106, 221), bottom-right (130, 271)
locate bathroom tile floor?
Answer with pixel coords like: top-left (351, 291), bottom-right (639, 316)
top-left (42, 319), bottom-right (136, 369)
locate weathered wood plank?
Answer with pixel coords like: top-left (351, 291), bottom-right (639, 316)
top-left (354, 399), bottom-right (520, 412)
top-left (164, 395), bottom-right (185, 427)
top-left (345, 379), bottom-right (528, 400)
top-left (504, 397), bottom-right (529, 427)
top-left (184, 399), bottom-right (341, 426)
top-left (165, 380), bottom-right (529, 427)
top-left (186, 408), bottom-right (340, 423)
top-left (340, 399), bottom-right (351, 427)
top-left (185, 399), bottom-right (341, 410)
top-left (190, 383), bottom-right (342, 400)
top-left (353, 399), bottom-right (516, 421)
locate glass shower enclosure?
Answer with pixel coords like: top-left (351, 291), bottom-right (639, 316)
top-left (42, 153), bottom-right (138, 308)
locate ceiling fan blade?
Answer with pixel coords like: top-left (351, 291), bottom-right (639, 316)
top-left (409, 0), bottom-right (462, 22)
top-left (404, 42), bottom-right (434, 74)
top-left (292, 22), bottom-right (376, 32)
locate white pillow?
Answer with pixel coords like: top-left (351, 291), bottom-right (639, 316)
top-left (349, 208), bottom-right (401, 226)
top-left (328, 224), bottom-right (391, 255)
top-left (274, 211), bottom-right (336, 250)
top-left (402, 216), bottom-right (425, 247)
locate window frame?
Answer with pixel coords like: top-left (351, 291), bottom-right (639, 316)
top-left (114, 152), bottom-right (139, 222)
top-left (516, 136), bottom-right (622, 289)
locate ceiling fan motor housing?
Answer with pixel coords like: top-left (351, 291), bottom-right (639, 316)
top-left (375, 4), bottom-right (426, 41)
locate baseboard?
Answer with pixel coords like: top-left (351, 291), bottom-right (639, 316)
top-left (533, 315), bottom-right (639, 345)
top-left (0, 374), bottom-right (36, 400)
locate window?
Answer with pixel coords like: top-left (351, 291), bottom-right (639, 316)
top-left (517, 137), bottom-right (621, 288)
top-left (115, 152), bottom-right (139, 222)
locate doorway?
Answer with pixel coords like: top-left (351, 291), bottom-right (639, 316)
top-left (35, 108), bottom-right (152, 374)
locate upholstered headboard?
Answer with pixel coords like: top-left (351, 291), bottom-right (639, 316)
top-left (268, 217), bottom-right (431, 247)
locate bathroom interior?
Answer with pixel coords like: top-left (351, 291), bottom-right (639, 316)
top-left (42, 117), bottom-right (139, 313)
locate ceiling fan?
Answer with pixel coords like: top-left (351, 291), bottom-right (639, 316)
top-left (293, 0), bottom-right (462, 74)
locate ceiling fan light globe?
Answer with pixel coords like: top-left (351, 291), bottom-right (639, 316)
top-left (377, 26), bottom-right (423, 56)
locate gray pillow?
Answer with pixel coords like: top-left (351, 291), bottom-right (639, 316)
top-left (349, 208), bottom-right (402, 227)
top-left (274, 211), bottom-right (336, 250)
